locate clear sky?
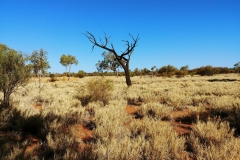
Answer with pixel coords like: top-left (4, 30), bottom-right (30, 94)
top-left (1, 0), bottom-right (239, 73)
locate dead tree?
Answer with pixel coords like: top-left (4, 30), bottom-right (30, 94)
top-left (83, 31), bottom-right (140, 86)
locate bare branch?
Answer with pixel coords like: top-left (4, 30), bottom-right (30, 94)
top-left (120, 34), bottom-right (140, 58)
top-left (104, 32), bottom-right (111, 47)
top-left (83, 31), bottom-right (140, 86)
top-left (83, 31), bottom-right (116, 54)
top-left (99, 37), bottom-right (103, 46)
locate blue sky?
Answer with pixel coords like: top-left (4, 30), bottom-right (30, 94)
top-left (1, 0), bottom-right (239, 73)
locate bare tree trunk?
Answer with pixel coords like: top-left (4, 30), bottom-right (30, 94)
top-left (124, 67), bottom-right (132, 86)
top-left (3, 92), bottom-right (10, 107)
top-left (68, 65), bottom-right (71, 81)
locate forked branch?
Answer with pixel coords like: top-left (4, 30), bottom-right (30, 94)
top-left (83, 31), bottom-right (140, 86)
top-left (83, 31), bottom-right (139, 63)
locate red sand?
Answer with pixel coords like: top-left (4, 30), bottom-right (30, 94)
top-left (33, 103), bottom-right (42, 111)
top-left (171, 109), bottom-right (191, 119)
top-left (172, 122), bottom-right (192, 136)
top-left (125, 105), bottom-right (139, 114)
top-left (171, 109), bottom-right (193, 136)
top-left (71, 124), bottom-right (93, 141)
top-left (24, 143), bottom-right (41, 158)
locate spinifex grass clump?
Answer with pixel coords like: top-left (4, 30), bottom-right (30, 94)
top-left (77, 78), bottom-right (114, 106)
top-left (188, 119), bottom-right (240, 159)
top-left (88, 78), bottom-right (113, 106)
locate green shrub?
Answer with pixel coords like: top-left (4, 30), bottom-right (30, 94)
top-left (77, 70), bottom-right (86, 78)
top-left (0, 44), bottom-right (31, 107)
top-left (49, 74), bottom-right (58, 82)
top-left (87, 78), bottom-right (114, 106)
top-left (158, 65), bottom-right (178, 77)
top-left (175, 70), bottom-right (188, 78)
top-left (189, 71), bottom-right (197, 77)
top-left (196, 66), bottom-right (215, 76)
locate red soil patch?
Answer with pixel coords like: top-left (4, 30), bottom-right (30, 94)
top-left (1, 132), bottom-right (44, 158)
top-left (124, 121), bottom-right (131, 129)
top-left (172, 122), bottom-right (192, 136)
top-left (24, 143), bottom-right (42, 158)
top-left (56, 114), bottom-right (95, 152)
top-left (125, 105), bottom-right (143, 119)
top-left (87, 116), bottom-right (93, 121)
top-left (71, 123), bottom-right (94, 152)
top-left (0, 134), bottom-right (42, 158)
top-left (205, 105), bottom-right (211, 110)
top-left (33, 103), bottom-right (42, 111)
top-left (58, 122), bottom-right (94, 139)
top-left (171, 109), bottom-right (191, 119)
top-left (125, 105), bottom-right (139, 114)
top-left (124, 104), bottom-right (145, 131)
top-left (71, 124), bottom-right (93, 141)
top-left (180, 152), bottom-right (194, 160)
top-left (56, 123), bottom-right (94, 152)
top-left (171, 109), bottom-right (193, 136)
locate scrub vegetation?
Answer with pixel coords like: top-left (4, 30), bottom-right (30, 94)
top-left (0, 74), bottom-right (240, 159)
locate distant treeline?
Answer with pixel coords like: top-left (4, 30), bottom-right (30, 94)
top-left (49, 65), bottom-right (238, 78)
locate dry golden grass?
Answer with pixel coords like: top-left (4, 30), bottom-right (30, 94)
top-left (0, 74), bottom-right (240, 159)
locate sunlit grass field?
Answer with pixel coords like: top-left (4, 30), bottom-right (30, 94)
top-left (0, 74), bottom-right (240, 159)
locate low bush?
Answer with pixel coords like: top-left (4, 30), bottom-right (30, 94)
top-left (158, 65), bottom-right (178, 77)
top-left (77, 70), bottom-right (86, 78)
top-left (175, 70), bottom-right (188, 78)
top-left (49, 74), bottom-right (58, 82)
top-left (87, 78), bottom-right (113, 106)
top-left (195, 66), bottom-right (216, 76)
